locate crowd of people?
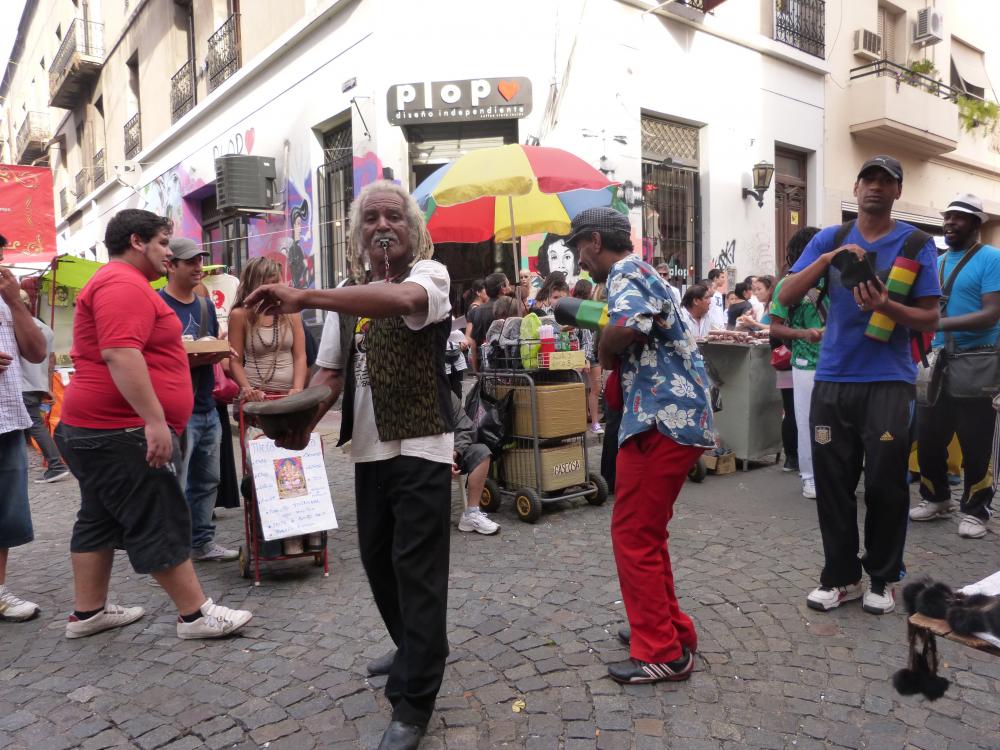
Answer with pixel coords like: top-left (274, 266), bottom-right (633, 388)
top-left (0, 152), bottom-right (996, 750)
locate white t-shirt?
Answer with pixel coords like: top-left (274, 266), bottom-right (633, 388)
top-left (20, 318), bottom-right (54, 394)
top-left (749, 297), bottom-right (765, 320)
top-left (444, 327), bottom-right (468, 375)
top-left (315, 260), bottom-right (454, 465)
top-left (708, 291), bottom-right (727, 330)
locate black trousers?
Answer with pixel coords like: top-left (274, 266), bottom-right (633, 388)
top-left (601, 406), bottom-right (622, 492)
top-left (916, 394), bottom-right (995, 520)
top-left (780, 387), bottom-right (797, 461)
top-left (355, 455), bottom-right (451, 727)
top-left (810, 381), bottom-right (913, 587)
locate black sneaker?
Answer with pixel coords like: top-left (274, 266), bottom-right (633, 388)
top-left (782, 455), bottom-right (799, 473)
top-left (36, 467), bottom-right (71, 483)
top-left (608, 647), bottom-right (694, 684)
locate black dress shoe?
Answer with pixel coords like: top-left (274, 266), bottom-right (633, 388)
top-left (367, 649), bottom-right (397, 676)
top-left (377, 720), bottom-right (424, 750)
top-left (607, 647), bottom-right (694, 684)
top-left (618, 625), bottom-right (630, 645)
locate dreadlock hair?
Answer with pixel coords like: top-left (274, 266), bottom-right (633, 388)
top-left (348, 180), bottom-right (434, 284)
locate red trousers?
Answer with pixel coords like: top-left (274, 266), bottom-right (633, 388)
top-left (612, 428), bottom-right (703, 663)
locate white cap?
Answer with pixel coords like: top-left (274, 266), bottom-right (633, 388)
top-left (942, 193), bottom-right (989, 224)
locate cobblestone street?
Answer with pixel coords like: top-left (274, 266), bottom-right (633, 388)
top-left (2, 435), bottom-right (998, 750)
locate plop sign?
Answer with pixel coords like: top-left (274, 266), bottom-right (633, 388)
top-left (388, 77), bottom-right (532, 124)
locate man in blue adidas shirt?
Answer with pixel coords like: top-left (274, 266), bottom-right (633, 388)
top-left (777, 155), bottom-right (940, 616)
top-left (910, 193), bottom-right (1000, 539)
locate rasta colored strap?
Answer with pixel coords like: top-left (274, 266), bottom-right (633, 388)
top-left (865, 254), bottom-right (922, 342)
top-left (863, 228), bottom-right (930, 344)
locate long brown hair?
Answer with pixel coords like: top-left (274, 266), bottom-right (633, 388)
top-left (232, 257), bottom-right (289, 329)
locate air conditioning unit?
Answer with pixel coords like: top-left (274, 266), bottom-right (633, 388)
top-left (215, 155), bottom-right (276, 211)
top-left (853, 28), bottom-right (882, 61)
top-left (913, 7), bottom-right (944, 46)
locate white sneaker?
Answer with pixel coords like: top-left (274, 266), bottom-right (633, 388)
top-left (0, 586), bottom-right (40, 622)
top-left (802, 478), bottom-right (817, 499)
top-left (191, 542), bottom-right (240, 562)
top-left (862, 580), bottom-right (895, 615)
top-left (909, 499), bottom-right (952, 521)
top-left (958, 513), bottom-right (989, 539)
top-left (458, 509), bottom-right (500, 535)
top-left (65, 603), bottom-right (145, 638)
top-left (589, 423), bottom-right (605, 435)
top-left (806, 580), bottom-right (863, 611)
top-left (176, 599), bottom-right (253, 639)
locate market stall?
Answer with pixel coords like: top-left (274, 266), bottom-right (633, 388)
top-left (701, 338), bottom-right (783, 469)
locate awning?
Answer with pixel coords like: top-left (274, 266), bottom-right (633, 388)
top-left (951, 39), bottom-right (989, 92)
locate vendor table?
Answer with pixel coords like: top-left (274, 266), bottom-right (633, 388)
top-left (701, 341), bottom-right (783, 469)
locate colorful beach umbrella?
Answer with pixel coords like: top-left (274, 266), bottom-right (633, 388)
top-left (412, 144), bottom-right (618, 243)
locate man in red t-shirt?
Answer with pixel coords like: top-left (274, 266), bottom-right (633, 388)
top-left (55, 209), bottom-right (252, 641)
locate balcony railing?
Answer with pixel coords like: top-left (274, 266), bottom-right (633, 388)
top-left (207, 13), bottom-right (241, 93)
top-left (171, 59), bottom-right (196, 123)
top-left (850, 60), bottom-right (962, 101)
top-left (49, 18), bottom-right (105, 108)
top-left (774, 0), bottom-right (826, 59)
top-left (75, 168), bottom-right (90, 199)
top-left (15, 111), bottom-right (50, 164)
top-left (93, 148), bottom-right (105, 188)
top-left (124, 113), bottom-right (142, 159)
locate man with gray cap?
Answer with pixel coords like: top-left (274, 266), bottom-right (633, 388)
top-left (569, 207), bottom-right (714, 685)
top-left (159, 237), bottom-right (237, 562)
top-left (911, 193), bottom-right (999, 538)
top-left (778, 155), bottom-right (940, 615)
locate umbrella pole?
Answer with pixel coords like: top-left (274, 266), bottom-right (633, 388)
top-left (507, 195), bottom-right (522, 309)
top-left (49, 255), bottom-right (59, 329)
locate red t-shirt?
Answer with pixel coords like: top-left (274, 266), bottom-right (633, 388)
top-left (62, 261), bottom-right (193, 434)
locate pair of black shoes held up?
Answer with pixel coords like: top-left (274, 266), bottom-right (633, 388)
top-left (893, 578), bottom-right (1000, 701)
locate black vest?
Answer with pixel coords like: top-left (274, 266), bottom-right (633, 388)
top-left (337, 269), bottom-right (455, 445)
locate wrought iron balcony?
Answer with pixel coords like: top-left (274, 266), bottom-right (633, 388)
top-left (774, 0), bottom-right (826, 59)
top-left (124, 113), bottom-right (142, 160)
top-left (93, 148), bottom-right (105, 188)
top-left (49, 18), bottom-right (105, 109)
top-left (848, 60), bottom-right (959, 156)
top-left (15, 111), bottom-right (50, 164)
top-left (75, 168), bottom-right (90, 199)
top-left (207, 13), bottom-right (241, 93)
top-left (171, 59), bottom-right (196, 123)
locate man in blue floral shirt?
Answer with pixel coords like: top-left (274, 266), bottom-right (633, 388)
top-left (569, 208), bottom-right (713, 685)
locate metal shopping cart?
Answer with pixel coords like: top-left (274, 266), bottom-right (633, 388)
top-left (237, 395), bottom-right (329, 585)
top-left (474, 318), bottom-right (608, 523)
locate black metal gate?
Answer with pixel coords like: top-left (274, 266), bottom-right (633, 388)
top-left (318, 123), bottom-right (353, 288)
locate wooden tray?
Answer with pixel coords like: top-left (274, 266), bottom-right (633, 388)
top-left (908, 613), bottom-right (1000, 656)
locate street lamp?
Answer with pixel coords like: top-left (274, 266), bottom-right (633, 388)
top-left (742, 160), bottom-right (775, 208)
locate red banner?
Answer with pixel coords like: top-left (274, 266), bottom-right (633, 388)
top-left (0, 165), bottom-right (57, 264)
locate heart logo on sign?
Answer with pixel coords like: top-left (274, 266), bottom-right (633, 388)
top-left (497, 80), bottom-right (519, 102)
top-left (244, 128), bottom-right (255, 154)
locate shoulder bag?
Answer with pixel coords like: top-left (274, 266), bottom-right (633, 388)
top-left (937, 244), bottom-right (1000, 399)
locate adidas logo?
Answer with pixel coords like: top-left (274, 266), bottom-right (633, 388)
top-left (879, 431), bottom-right (894, 442)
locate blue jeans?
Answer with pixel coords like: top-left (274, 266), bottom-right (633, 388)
top-left (182, 410), bottom-right (222, 550)
top-left (0, 430), bottom-right (33, 548)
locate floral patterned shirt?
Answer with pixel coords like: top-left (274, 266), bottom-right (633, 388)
top-left (607, 256), bottom-right (714, 449)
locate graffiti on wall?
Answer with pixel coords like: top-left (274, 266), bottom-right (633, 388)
top-left (711, 239), bottom-right (736, 271)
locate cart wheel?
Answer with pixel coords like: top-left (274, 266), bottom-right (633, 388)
top-left (585, 472), bottom-right (609, 505)
top-left (480, 478), bottom-right (502, 513)
top-left (238, 546), bottom-right (251, 579)
top-left (688, 457), bottom-right (707, 483)
top-left (514, 487), bottom-right (543, 523)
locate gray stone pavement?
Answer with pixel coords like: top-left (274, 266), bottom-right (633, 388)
top-left (2, 433), bottom-right (998, 750)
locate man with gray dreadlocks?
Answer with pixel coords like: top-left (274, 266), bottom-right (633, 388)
top-left (246, 181), bottom-right (453, 750)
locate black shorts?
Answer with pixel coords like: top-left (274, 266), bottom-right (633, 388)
top-left (458, 442), bottom-right (491, 475)
top-left (55, 423), bottom-right (192, 574)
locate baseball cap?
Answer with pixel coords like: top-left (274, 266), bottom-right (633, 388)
top-left (169, 237), bottom-right (209, 260)
top-left (564, 208), bottom-right (631, 248)
top-left (941, 192), bottom-right (989, 224)
top-left (857, 155), bottom-right (903, 182)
